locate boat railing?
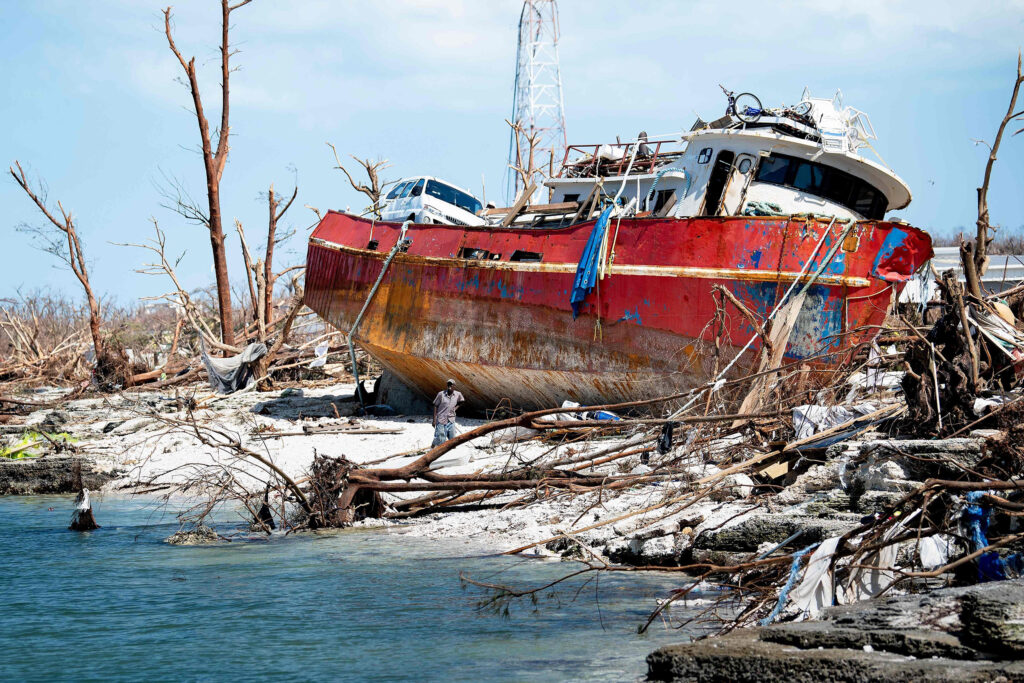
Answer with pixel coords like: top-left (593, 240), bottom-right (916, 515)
top-left (558, 141), bottom-right (684, 179)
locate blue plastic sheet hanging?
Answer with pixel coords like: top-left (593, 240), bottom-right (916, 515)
top-left (964, 490), bottom-right (1023, 582)
top-left (570, 205), bottom-right (615, 318)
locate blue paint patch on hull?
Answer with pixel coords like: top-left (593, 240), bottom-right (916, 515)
top-left (787, 284), bottom-right (843, 359)
top-left (728, 281), bottom-right (844, 360)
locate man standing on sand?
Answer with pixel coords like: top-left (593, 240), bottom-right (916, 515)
top-left (432, 379), bottom-right (465, 447)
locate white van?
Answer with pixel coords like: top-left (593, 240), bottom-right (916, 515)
top-left (379, 176), bottom-right (486, 226)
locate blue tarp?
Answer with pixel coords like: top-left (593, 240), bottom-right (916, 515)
top-left (570, 205), bottom-right (614, 318)
top-left (964, 491), bottom-right (1023, 582)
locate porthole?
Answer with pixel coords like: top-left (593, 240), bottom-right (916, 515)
top-left (737, 158), bottom-right (752, 174)
top-left (697, 147), bottom-right (712, 164)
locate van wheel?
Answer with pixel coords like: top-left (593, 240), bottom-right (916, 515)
top-left (407, 214), bottom-right (417, 223)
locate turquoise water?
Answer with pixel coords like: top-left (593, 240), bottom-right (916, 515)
top-left (0, 496), bottom-right (695, 682)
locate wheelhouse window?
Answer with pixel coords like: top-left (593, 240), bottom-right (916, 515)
top-left (425, 180), bottom-right (482, 215)
top-left (756, 155), bottom-right (789, 184)
top-left (853, 185), bottom-right (880, 216)
top-left (791, 161), bottom-right (824, 193)
top-left (754, 153), bottom-right (888, 219)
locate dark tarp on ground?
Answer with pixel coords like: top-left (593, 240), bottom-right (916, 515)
top-left (201, 341), bottom-right (268, 394)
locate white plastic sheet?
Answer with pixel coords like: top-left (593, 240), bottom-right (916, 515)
top-left (201, 341), bottom-right (267, 394)
top-left (792, 403), bottom-right (877, 440)
top-left (308, 342), bottom-right (329, 368)
top-left (844, 540), bottom-right (898, 603)
top-left (789, 536), bottom-right (841, 618)
top-left (919, 534), bottom-right (955, 569)
top-left (844, 509), bottom-right (919, 603)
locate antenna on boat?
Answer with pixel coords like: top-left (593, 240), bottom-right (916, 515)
top-left (506, 0), bottom-right (567, 205)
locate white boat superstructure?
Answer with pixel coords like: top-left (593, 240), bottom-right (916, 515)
top-left (505, 88), bottom-right (915, 228)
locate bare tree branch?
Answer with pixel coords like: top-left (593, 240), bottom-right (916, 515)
top-left (327, 142), bottom-right (392, 217)
top-left (120, 219), bottom-right (241, 354)
top-left (970, 51), bottom-right (1024, 289)
top-left (506, 118), bottom-right (545, 199)
top-left (9, 161), bottom-right (105, 363)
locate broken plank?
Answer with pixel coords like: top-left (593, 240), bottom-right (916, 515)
top-left (482, 201), bottom-right (578, 216)
top-left (499, 182), bottom-right (538, 227)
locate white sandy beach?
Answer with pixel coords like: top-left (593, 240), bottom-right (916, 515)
top-left (19, 382), bottom-right (761, 560)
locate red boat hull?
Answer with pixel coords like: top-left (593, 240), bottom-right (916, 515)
top-left (305, 212), bottom-right (930, 409)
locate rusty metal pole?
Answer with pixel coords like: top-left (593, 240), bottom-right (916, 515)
top-left (347, 221), bottom-right (410, 406)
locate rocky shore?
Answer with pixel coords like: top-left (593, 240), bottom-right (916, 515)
top-left (0, 455), bottom-right (119, 495)
top-left (647, 579), bottom-right (1024, 682)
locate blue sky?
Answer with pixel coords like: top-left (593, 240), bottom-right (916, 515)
top-left (2, 0), bottom-right (1023, 303)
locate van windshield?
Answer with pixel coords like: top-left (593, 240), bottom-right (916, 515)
top-left (425, 180), bottom-right (482, 215)
top-left (386, 181), bottom-right (410, 200)
top-left (398, 180), bottom-right (417, 199)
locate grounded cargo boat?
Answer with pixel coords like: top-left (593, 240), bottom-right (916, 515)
top-left (306, 90), bottom-right (932, 409)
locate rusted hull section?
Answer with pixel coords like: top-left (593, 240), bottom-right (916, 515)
top-left (305, 212), bottom-right (931, 410)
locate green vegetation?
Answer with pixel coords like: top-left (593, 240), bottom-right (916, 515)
top-left (0, 431), bottom-right (76, 459)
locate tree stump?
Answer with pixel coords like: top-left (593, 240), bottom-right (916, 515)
top-left (69, 488), bottom-right (99, 531)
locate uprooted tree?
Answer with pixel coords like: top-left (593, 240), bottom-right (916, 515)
top-left (162, 0), bottom-right (254, 347)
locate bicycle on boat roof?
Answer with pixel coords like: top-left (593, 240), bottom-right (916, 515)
top-left (719, 86), bottom-right (815, 128)
top-left (720, 85), bottom-right (763, 124)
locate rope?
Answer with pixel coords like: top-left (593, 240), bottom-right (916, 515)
top-left (760, 541), bottom-right (821, 626)
top-left (599, 142), bottom-right (643, 278)
top-left (856, 131), bottom-right (892, 171)
top-left (644, 166), bottom-right (691, 209)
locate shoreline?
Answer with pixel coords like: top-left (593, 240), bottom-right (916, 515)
top-left (4, 382), bottom-right (1023, 681)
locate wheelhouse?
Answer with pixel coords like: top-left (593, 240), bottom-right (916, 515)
top-left (510, 89), bottom-right (913, 227)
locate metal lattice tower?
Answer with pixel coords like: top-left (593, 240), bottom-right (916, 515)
top-left (507, 0), bottom-right (567, 203)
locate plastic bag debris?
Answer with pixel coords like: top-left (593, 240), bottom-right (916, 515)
top-left (308, 342), bottom-right (329, 368)
top-left (788, 536), bottom-right (840, 618)
top-left (792, 403), bottom-right (877, 440)
top-left (919, 534), bottom-right (954, 569)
